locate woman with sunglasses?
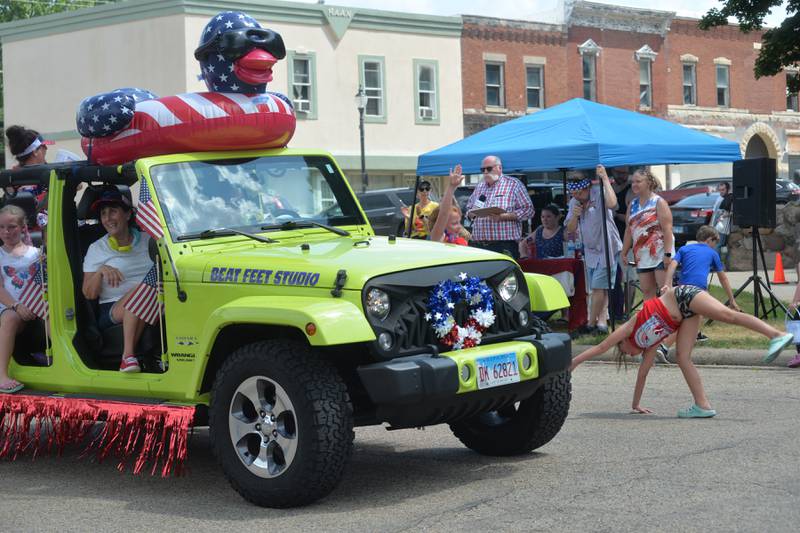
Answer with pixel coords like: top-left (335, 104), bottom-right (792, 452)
top-left (406, 180), bottom-right (438, 239)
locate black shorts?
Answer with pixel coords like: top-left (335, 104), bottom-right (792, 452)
top-left (674, 285), bottom-right (703, 319)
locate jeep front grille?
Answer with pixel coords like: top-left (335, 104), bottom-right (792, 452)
top-left (363, 261), bottom-right (530, 360)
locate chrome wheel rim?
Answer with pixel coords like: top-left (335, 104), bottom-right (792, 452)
top-left (228, 375), bottom-right (298, 478)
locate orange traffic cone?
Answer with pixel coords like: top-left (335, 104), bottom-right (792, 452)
top-left (773, 252), bottom-right (787, 284)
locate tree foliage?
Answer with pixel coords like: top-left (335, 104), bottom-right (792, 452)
top-left (699, 1), bottom-right (800, 91)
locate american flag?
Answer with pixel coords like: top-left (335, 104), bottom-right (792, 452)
top-left (136, 178), bottom-right (164, 241)
top-left (18, 261), bottom-right (48, 320)
top-left (124, 264), bottom-right (162, 325)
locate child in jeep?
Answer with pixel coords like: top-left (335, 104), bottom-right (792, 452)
top-left (0, 204), bottom-right (42, 393)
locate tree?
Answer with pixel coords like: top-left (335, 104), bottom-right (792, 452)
top-left (0, 0), bottom-right (113, 163)
top-left (699, 1), bottom-right (800, 92)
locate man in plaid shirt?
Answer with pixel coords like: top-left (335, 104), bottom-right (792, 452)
top-left (465, 155), bottom-right (534, 259)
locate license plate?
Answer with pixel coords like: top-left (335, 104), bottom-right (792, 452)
top-left (673, 225), bottom-right (685, 233)
top-left (476, 352), bottom-right (520, 390)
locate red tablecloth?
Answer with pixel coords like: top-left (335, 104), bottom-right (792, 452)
top-left (519, 257), bottom-right (587, 332)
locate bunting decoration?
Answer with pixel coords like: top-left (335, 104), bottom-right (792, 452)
top-left (0, 394), bottom-right (194, 477)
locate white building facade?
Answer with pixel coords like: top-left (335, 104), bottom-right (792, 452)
top-left (0, 0), bottom-right (464, 189)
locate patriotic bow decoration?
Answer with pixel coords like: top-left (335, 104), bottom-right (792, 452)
top-left (18, 261), bottom-right (48, 320)
top-left (124, 264), bottom-right (162, 325)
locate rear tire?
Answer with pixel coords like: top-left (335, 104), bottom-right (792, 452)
top-left (209, 340), bottom-right (353, 508)
top-left (449, 371), bottom-right (571, 456)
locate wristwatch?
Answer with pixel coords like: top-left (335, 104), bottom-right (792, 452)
top-left (664, 252), bottom-right (672, 258)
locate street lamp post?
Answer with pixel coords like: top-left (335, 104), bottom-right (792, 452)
top-left (355, 85), bottom-right (368, 193)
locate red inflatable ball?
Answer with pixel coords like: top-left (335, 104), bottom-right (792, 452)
top-left (80, 91), bottom-right (296, 165)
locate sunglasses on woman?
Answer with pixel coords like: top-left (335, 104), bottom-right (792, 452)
top-left (194, 28), bottom-right (286, 62)
top-left (418, 186), bottom-right (431, 192)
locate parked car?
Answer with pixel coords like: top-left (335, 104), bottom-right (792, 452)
top-left (675, 177), bottom-right (800, 204)
top-left (356, 187), bottom-right (415, 236)
top-left (776, 179), bottom-right (800, 203)
top-left (671, 191), bottom-right (720, 246)
top-left (674, 178), bottom-right (729, 191)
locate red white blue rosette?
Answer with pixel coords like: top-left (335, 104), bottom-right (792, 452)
top-left (425, 272), bottom-right (495, 350)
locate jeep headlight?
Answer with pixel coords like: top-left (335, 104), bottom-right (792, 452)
top-left (366, 288), bottom-right (391, 320)
top-left (498, 272), bottom-right (518, 302)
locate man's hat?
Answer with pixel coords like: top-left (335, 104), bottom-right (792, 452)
top-left (90, 188), bottom-right (132, 214)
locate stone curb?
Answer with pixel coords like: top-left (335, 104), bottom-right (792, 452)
top-left (572, 344), bottom-right (797, 367)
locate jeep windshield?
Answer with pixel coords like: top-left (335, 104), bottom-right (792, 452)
top-left (149, 155), bottom-right (364, 240)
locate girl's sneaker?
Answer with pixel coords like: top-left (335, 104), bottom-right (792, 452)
top-left (119, 356), bottom-right (141, 373)
top-left (764, 333), bottom-right (794, 364)
top-left (787, 353), bottom-right (800, 368)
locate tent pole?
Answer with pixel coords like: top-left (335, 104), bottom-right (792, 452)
top-left (561, 169), bottom-right (568, 211)
top-left (405, 175), bottom-right (422, 238)
top-left (598, 171), bottom-right (615, 332)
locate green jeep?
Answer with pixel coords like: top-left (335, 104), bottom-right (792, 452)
top-left (1, 148), bottom-right (572, 507)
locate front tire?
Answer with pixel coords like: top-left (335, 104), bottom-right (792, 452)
top-left (209, 340), bottom-right (353, 508)
top-left (449, 371), bottom-right (571, 456)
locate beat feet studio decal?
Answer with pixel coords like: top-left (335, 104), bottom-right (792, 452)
top-left (207, 266), bottom-right (321, 287)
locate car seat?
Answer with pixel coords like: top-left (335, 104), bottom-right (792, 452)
top-left (75, 184), bottom-right (160, 371)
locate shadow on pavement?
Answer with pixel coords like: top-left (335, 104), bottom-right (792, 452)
top-left (0, 426), bottom-right (547, 519)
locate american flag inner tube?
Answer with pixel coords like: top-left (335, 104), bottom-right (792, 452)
top-left (80, 91), bottom-right (296, 165)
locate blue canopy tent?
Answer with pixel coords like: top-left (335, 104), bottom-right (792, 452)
top-left (415, 98), bottom-right (742, 332)
top-left (417, 98), bottom-right (741, 175)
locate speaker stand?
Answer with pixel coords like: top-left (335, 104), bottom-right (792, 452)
top-left (709, 226), bottom-right (786, 323)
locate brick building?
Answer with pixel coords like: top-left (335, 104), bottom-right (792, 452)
top-left (462, 1), bottom-right (800, 183)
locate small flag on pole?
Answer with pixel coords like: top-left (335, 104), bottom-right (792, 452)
top-left (124, 264), bottom-right (162, 325)
top-left (136, 178), bottom-right (164, 241)
top-left (18, 262), bottom-right (48, 320)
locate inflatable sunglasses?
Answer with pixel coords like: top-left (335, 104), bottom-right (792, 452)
top-left (194, 28), bottom-right (286, 61)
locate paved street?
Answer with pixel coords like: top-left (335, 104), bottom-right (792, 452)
top-left (2, 363), bottom-right (798, 532)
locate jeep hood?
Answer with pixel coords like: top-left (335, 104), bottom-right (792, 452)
top-left (186, 235), bottom-right (513, 290)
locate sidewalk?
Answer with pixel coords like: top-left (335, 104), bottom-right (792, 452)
top-left (573, 344), bottom-right (798, 367)
top-left (717, 269), bottom-right (797, 302)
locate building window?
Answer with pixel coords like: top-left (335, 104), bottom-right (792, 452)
top-left (526, 65), bottom-right (544, 109)
top-left (682, 63), bottom-right (696, 106)
top-left (787, 72), bottom-right (799, 112)
top-left (414, 59), bottom-right (439, 124)
top-left (359, 55), bottom-right (386, 122)
top-left (485, 62), bottom-right (504, 108)
top-left (582, 54), bottom-right (596, 101)
top-left (639, 59), bottom-right (652, 107)
top-left (288, 51), bottom-right (317, 119)
top-left (716, 65), bottom-right (730, 107)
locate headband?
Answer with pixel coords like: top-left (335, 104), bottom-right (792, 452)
top-left (567, 178), bottom-right (591, 192)
top-left (17, 136), bottom-right (52, 158)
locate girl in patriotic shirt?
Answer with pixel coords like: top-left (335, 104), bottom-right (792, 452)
top-left (571, 285), bottom-right (793, 418)
top-left (0, 205), bottom-right (42, 393)
top-left (428, 164), bottom-right (471, 246)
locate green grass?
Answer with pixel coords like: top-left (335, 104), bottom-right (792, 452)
top-left (560, 284), bottom-right (791, 350)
